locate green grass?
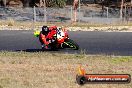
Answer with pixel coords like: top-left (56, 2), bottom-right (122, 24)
top-left (111, 56), bottom-right (132, 64)
top-left (0, 51), bottom-right (131, 88)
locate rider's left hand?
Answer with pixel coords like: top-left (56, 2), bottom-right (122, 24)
top-left (49, 39), bottom-right (55, 43)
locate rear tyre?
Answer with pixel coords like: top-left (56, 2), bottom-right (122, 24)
top-left (49, 42), bottom-right (58, 51)
top-left (63, 39), bottom-right (79, 50)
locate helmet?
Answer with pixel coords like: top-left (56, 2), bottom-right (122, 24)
top-left (42, 26), bottom-right (49, 35)
top-left (34, 31), bottom-right (40, 37)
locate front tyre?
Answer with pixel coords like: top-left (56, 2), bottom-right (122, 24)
top-left (64, 39), bottom-right (79, 50)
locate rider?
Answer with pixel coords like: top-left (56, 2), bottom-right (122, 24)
top-left (39, 25), bottom-right (57, 49)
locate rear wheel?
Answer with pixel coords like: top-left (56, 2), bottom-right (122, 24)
top-left (63, 39), bottom-right (79, 50)
top-left (49, 41), bottom-right (59, 51)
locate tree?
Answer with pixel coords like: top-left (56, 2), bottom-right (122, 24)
top-left (56, 0), bottom-right (67, 7)
top-left (73, 0), bottom-right (79, 22)
top-left (0, 0), bottom-right (67, 7)
top-left (66, 0), bottom-right (74, 5)
top-left (94, 0), bottom-right (97, 4)
top-left (45, 0), bottom-right (67, 7)
top-left (0, 0), bottom-right (5, 6)
top-left (21, 0), bottom-right (33, 7)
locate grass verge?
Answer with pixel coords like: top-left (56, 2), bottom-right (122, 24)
top-left (0, 51), bottom-right (131, 88)
top-left (0, 20), bottom-right (132, 30)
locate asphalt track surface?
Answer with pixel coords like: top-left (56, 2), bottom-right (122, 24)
top-left (0, 30), bottom-right (132, 56)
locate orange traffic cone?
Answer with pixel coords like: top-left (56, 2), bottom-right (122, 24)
top-left (78, 65), bottom-right (86, 76)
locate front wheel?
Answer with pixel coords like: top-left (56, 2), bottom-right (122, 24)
top-left (63, 39), bottom-right (79, 50)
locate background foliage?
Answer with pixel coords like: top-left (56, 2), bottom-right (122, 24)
top-left (46, 0), bottom-right (67, 7)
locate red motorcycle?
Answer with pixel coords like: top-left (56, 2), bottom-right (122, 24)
top-left (34, 27), bottom-right (79, 50)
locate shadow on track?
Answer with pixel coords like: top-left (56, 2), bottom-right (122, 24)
top-left (16, 49), bottom-right (59, 52)
top-left (15, 48), bottom-right (81, 55)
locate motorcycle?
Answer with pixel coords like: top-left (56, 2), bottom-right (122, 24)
top-left (34, 27), bottom-right (79, 50)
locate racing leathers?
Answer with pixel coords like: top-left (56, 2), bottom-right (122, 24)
top-left (39, 26), bottom-right (57, 49)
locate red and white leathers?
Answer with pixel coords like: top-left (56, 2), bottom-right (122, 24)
top-left (39, 26), bottom-right (57, 49)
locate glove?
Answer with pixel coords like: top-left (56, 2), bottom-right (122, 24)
top-left (51, 39), bottom-right (55, 42)
top-left (49, 39), bottom-right (55, 43)
top-left (49, 40), bottom-right (52, 43)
